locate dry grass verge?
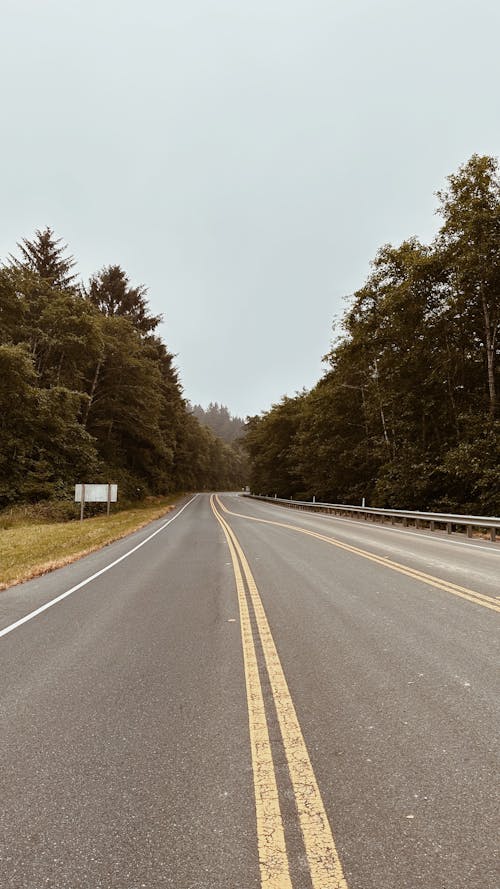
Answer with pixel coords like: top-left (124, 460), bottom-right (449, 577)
top-left (0, 495), bottom-right (185, 591)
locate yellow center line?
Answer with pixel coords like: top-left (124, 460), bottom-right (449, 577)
top-left (216, 497), bottom-right (500, 614)
top-left (212, 495), bottom-right (349, 889)
top-left (210, 497), bottom-right (292, 888)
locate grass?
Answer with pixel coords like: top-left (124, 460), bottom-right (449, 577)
top-left (0, 494), bottom-right (185, 591)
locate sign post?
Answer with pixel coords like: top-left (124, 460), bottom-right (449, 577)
top-left (75, 484), bottom-right (118, 520)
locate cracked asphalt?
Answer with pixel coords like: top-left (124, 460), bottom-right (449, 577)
top-left (0, 493), bottom-right (498, 888)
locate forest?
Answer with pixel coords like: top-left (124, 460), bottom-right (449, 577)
top-left (0, 231), bottom-right (246, 507)
top-left (244, 155), bottom-right (500, 515)
top-left (190, 402), bottom-right (245, 444)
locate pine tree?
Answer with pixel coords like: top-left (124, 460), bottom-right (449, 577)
top-left (85, 265), bottom-right (162, 334)
top-left (9, 227), bottom-right (77, 289)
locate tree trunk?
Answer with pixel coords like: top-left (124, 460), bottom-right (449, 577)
top-left (55, 352), bottom-right (63, 385)
top-left (481, 288), bottom-right (497, 417)
top-left (82, 358), bottom-right (102, 428)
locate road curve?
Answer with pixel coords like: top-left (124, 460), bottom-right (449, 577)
top-left (0, 492), bottom-right (498, 888)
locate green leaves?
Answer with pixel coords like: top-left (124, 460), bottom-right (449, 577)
top-left (85, 265), bottom-right (162, 335)
top-left (0, 345), bottom-right (99, 503)
top-left (243, 155), bottom-right (500, 513)
top-left (437, 154), bottom-right (500, 417)
top-left (1, 231), bottom-right (246, 506)
top-left (9, 227), bottom-right (77, 290)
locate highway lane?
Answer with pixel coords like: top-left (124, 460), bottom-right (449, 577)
top-left (217, 494), bottom-right (499, 888)
top-left (0, 492), bottom-right (498, 888)
top-left (0, 495), bottom-right (260, 889)
top-left (230, 495), bottom-right (500, 599)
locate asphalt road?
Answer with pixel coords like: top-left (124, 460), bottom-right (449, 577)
top-left (0, 493), bottom-right (498, 888)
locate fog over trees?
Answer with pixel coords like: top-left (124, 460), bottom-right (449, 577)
top-left (190, 403), bottom-right (245, 444)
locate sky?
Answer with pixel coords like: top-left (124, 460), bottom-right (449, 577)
top-left (1, 0), bottom-right (499, 418)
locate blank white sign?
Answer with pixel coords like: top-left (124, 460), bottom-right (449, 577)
top-left (74, 484), bottom-right (118, 503)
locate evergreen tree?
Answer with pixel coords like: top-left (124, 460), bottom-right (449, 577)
top-left (9, 227), bottom-right (77, 289)
top-left (191, 402), bottom-right (245, 443)
top-left (85, 265), bottom-right (162, 335)
top-left (0, 344), bottom-right (100, 503)
top-left (0, 267), bottom-right (24, 341)
top-left (244, 396), bottom-right (305, 498)
top-left (243, 155), bottom-right (500, 513)
top-left (436, 154), bottom-right (500, 418)
top-left (1, 230), bottom-right (246, 505)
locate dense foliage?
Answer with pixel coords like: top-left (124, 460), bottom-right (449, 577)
top-left (0, 230), bottom-right (246, 505)
top-left (244, 156), bottom-right (500, 514)
top-left (191, 402), bottom-right (245, 444)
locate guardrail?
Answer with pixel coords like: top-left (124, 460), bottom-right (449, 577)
top-left (244, 495), bottom-right (500, 542)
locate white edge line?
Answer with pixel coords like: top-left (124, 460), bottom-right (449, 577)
top-left (0, 494), bottom-right (199, 641)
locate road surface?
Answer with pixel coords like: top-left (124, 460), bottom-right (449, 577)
top-left (0, 493), bottom-right (498, 888)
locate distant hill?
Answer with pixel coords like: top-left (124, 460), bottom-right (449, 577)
top-left (190, 403), bottom-right (245, 444)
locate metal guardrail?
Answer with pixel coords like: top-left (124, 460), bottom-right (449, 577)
top-left (244, 495), bottom-right (500, 542)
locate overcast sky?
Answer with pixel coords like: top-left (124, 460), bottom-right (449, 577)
top-left (1, 0), bottom-right (499, 417)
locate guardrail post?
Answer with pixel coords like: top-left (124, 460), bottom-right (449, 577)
top-left (446, 522), bottom-right (452, 534)
top-left (467, 525), bottom-right (473, 538)
top-left (490, 527), bottom-right (496, 542)
top-left (430, 520), bottom-right (435, 531)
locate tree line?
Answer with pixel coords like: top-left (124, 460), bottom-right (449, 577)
top-left (244, 155), bottom-right (500, 515)
top-left (0, 229), bottom-right (246, 506)
top-left (190, 402), bottom-right (245, 444)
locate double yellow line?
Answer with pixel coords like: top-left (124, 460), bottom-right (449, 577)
top-left (217, 498), bottom-right (500, 614)
top-left (210, 494), bottom-right (348, 889)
